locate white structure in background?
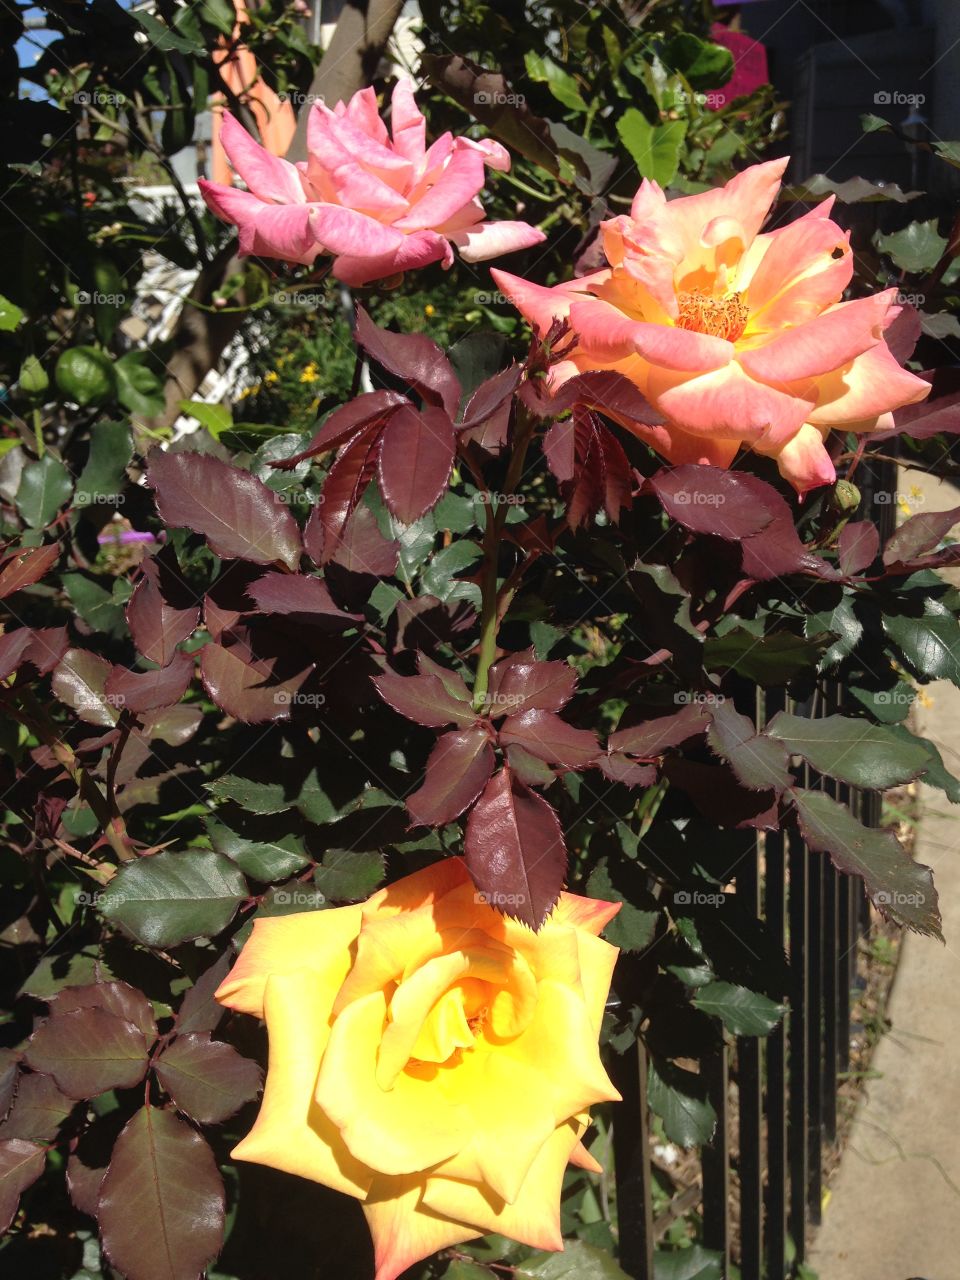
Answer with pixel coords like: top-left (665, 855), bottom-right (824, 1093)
top-left (125, 1), bottom-right (423, 439)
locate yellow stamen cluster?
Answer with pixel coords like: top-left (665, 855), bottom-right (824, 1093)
top-left (677, 290), bottom-right (749, 342)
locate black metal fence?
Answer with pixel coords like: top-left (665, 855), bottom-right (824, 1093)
top-left (611, 463), bottom-right (896, 1280)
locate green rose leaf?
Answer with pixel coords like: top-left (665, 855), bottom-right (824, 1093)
top-left (16, 454), bottom-right (73, 528)
top-left (790, 788), bottom-right (941, 937)
top-left (616, 110), bottom-right (688, 187)
top-left (692, 982), bottom-right (785, 1036)
top-left (647, 1058), bottom-right (716, 1149)
top-left (765, 711), bottom-right (932, 789)
top-left (99, 849), bottom-right (248, 947)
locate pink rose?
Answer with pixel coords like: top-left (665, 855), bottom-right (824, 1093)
top-left (199, 77), bottom-right (544, 286)
top-left (493, 158), bottom-right (930, 493)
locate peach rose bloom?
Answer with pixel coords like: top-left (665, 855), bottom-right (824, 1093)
top-left (493, 158), bottom-right (930, 494)
top-left (199, 77), bottom-right (544, 287)
top-left (216, 858), bottom-right (621, 1280)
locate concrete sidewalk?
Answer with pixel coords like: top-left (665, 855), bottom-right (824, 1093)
top-left (810, 474), bottom-right (960, 1280)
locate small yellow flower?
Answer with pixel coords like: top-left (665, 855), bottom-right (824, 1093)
top-left (264, 371), bottom-right (279, 385)
top-left (424, 303), bottom-right (436, 317)
top-left (299, 363), bottom-right (318, 384)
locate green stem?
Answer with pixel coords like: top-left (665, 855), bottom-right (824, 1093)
top-left (32, 407), bottom-right (44, 458)
top-left (472, 410), bottom-right (536, 712)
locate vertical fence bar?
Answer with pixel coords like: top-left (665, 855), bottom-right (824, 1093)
top-left (822, 685), bottom-right (840, 1144)
top-left (787, 817), bottom-right (809, 1265)
top-left (611, 1038), bottom-right (655, 1280)
top-left (805, 806), bottom-right (824, 1224)
top-left (764, 688), bottom-right (788, 1280)
top-left (701, 1034), bottom-right (729, 1273)
top-left (737, 841), bottom-right (763, 1279)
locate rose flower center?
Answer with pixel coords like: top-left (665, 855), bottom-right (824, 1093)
top-left (676, 290), bottom-right (749, 342)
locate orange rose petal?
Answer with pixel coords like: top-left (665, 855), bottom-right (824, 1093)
top-left (363, 1178), bottom-right (481, 1280)
top-left (231, 972), bottom-right (373, 1198)
top-left (215, 904), bottom-right (362, 1018)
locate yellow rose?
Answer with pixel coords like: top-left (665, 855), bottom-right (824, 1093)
top-left (216, 857), bottom-right (621, 1280)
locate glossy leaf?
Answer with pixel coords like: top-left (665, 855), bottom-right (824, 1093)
top-left (97, 1106), bottom-right (225, 1280)
top-left (766, 711), bottom-right (932, 789)
top-left (0, 1139), bottom-right (45, 1233)
top-left (406, 727), bottom-right (495, 826)
top-left (99, 849), bottom-right (248, 947)
top-left (355, 307), bottom-right (460, 416)
top-left (465, 768), bottom-right (567, 930)
top-left (838, 520), bottom-right (880, 575)
top-left (375, 670), bottom-right (478, 728)
top-left (315, 426), bottom-right (382, 563)
top-left (104, 650), bottom-right (194, 713)
top-left (499, 708), bottom-right (599, 769)
top-left (126, 547), bottom-right (200, 668)
top-left (692, 982), bottom-right (785, 1036)
top-left (487, 650), bottom-right (577, 715)
top-left (147, 449), bottom-right (302, 569)
top-left (378, 405), bottom-right (456, 524)
top-left (155, 1033), bottom-right (262, 1124)
top-left (51, 648), bottom-right (119, 726)
top-left (707, 702), bottom-right (793, 792)
top-left (791, 788), bottom-right (941, 937)
top-left (647, 1059), bottom-right (716, 1149)
top-left (199, 640), bottom-right (310, 723)
top-left (24, 1008), bottom-right (150, 1099)
top-left (609, 704), bottom-right (710, 757)
top-left (207, 818), bottom-right (309, 882)
top-left (273, 390), bottom-right (407, 469)
top-left (0, 542), bottom-right (60, 599)
top-left (0, 1072), bottom-right (74, 1141)
top-left (883, 506), bottom-right (960, 568)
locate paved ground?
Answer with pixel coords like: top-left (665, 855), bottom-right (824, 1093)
top-left (809, 471), bottom-right (960, 1280)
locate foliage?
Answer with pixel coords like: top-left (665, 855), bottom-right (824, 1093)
top-left (2, 1), bottom-right (960, 1278)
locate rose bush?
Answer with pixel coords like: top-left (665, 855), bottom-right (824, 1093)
top-left (199, 77), bottom-right (544, 285)
top-left (216, 858), bottom-right (621, 1280)
top-left (493, 158), bottom-right (931, 493)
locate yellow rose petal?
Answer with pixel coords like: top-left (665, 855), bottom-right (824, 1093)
top-left (232, 971), bottom-right (373, 1198)
top-left (216, 905), bottom-right (362, 1018)
top-left (316, 990), bottom-right (471, 1175)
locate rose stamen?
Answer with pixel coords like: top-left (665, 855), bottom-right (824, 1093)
top-left (676, 290), bottom-right (749, 342)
